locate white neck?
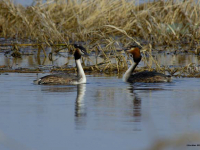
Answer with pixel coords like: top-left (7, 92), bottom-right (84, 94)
top-left (123, 62), bottom-right (138, 82)
top-left (75, 59), bottom-right (86, 84)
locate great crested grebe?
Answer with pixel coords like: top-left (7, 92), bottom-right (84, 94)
top-left (34, 44), bottom-right (88, 85)
top-left (123, 47), bottom-right (171, 83)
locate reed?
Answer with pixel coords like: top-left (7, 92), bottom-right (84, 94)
top-left (1, 0), bottom-right (200, 74)
top-left (1, 0), bottom-right (200, 45)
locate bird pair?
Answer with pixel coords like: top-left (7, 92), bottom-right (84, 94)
top-left (34, 44), bottom-right (171, 85)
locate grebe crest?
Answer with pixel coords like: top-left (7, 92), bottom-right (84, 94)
top-left (34, 44), bottom-right (88, 85)
top-left (123, 47), bottom-right (171, 83)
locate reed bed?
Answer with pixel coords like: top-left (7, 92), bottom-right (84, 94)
top-left (1, 0), bottom-right (200, 75)
top-left (1, 0), bottom-right (200, 45)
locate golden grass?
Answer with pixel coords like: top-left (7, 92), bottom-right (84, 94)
top-left (1, 0), bottom-right (200, 45)
top-left (1, 0), bottom-right (200, 74)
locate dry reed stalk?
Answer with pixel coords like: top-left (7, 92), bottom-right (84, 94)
top-left (1, 0), bottom-right (199, 44)
top-left (1, 0), bottom-right (200, 73)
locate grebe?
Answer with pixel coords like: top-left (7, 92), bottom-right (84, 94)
top-left (34, 44), bottom-right (88, 85)
top-left (123, 47), bottom-right (171, 83)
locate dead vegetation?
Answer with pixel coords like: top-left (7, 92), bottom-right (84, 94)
top-left (0, 0), bottom-right (200, 76)
top-left (1, 0), bottom-right (200, 45)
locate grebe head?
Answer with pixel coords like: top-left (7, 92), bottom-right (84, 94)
top-left (73, 44), bottom-right (88, 60)
top-left (126, 47), bottom-right (142, 63)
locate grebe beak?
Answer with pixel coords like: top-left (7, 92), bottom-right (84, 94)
top-left (124, 48), bottom-right (134, 54)
top-left (82, 51), bottom-right (89, 57)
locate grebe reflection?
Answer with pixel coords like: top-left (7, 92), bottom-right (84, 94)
top-left (127, 84), bottom-right (142, 124)
top-left (75, 84), bottom-right (87, 129)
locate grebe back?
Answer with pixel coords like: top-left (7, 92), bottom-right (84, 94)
top-left (34, 44), bottom-right (88, 85)
top-left (123, 47), bottom-right (171, 83)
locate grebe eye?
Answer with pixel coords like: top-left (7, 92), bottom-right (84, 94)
top-left (81, 49), bottom-right (85, 53)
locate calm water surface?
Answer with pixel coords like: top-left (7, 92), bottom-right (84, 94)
top-left (1, 51), bottom-right (200, 70)
top-left (0, 73), bottom-right (200, 150)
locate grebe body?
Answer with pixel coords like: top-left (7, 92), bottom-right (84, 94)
top-left (124, 70), bottom-right (171, 83)
top-left (34, 44), bottom-right (88, 85)
top-left (123, 47), bottom-right (171, 83)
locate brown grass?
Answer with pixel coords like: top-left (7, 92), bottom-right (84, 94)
top-left (1, 0), bottom-right (200, 46)
top-left (1, 0), bottom-right (200, 74)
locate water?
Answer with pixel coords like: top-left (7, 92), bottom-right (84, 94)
top-left (1, 51), bottom-right (200, 71)
top-left (0, 73), bottom-right (200, 150)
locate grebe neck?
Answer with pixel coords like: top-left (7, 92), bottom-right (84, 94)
top-left (123, 62), bottom-right (138, 82)
top-left (75, 59), bottom-right (86, 83)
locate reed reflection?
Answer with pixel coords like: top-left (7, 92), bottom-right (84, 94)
top-left (3, 48), bottom-right (200, 70)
